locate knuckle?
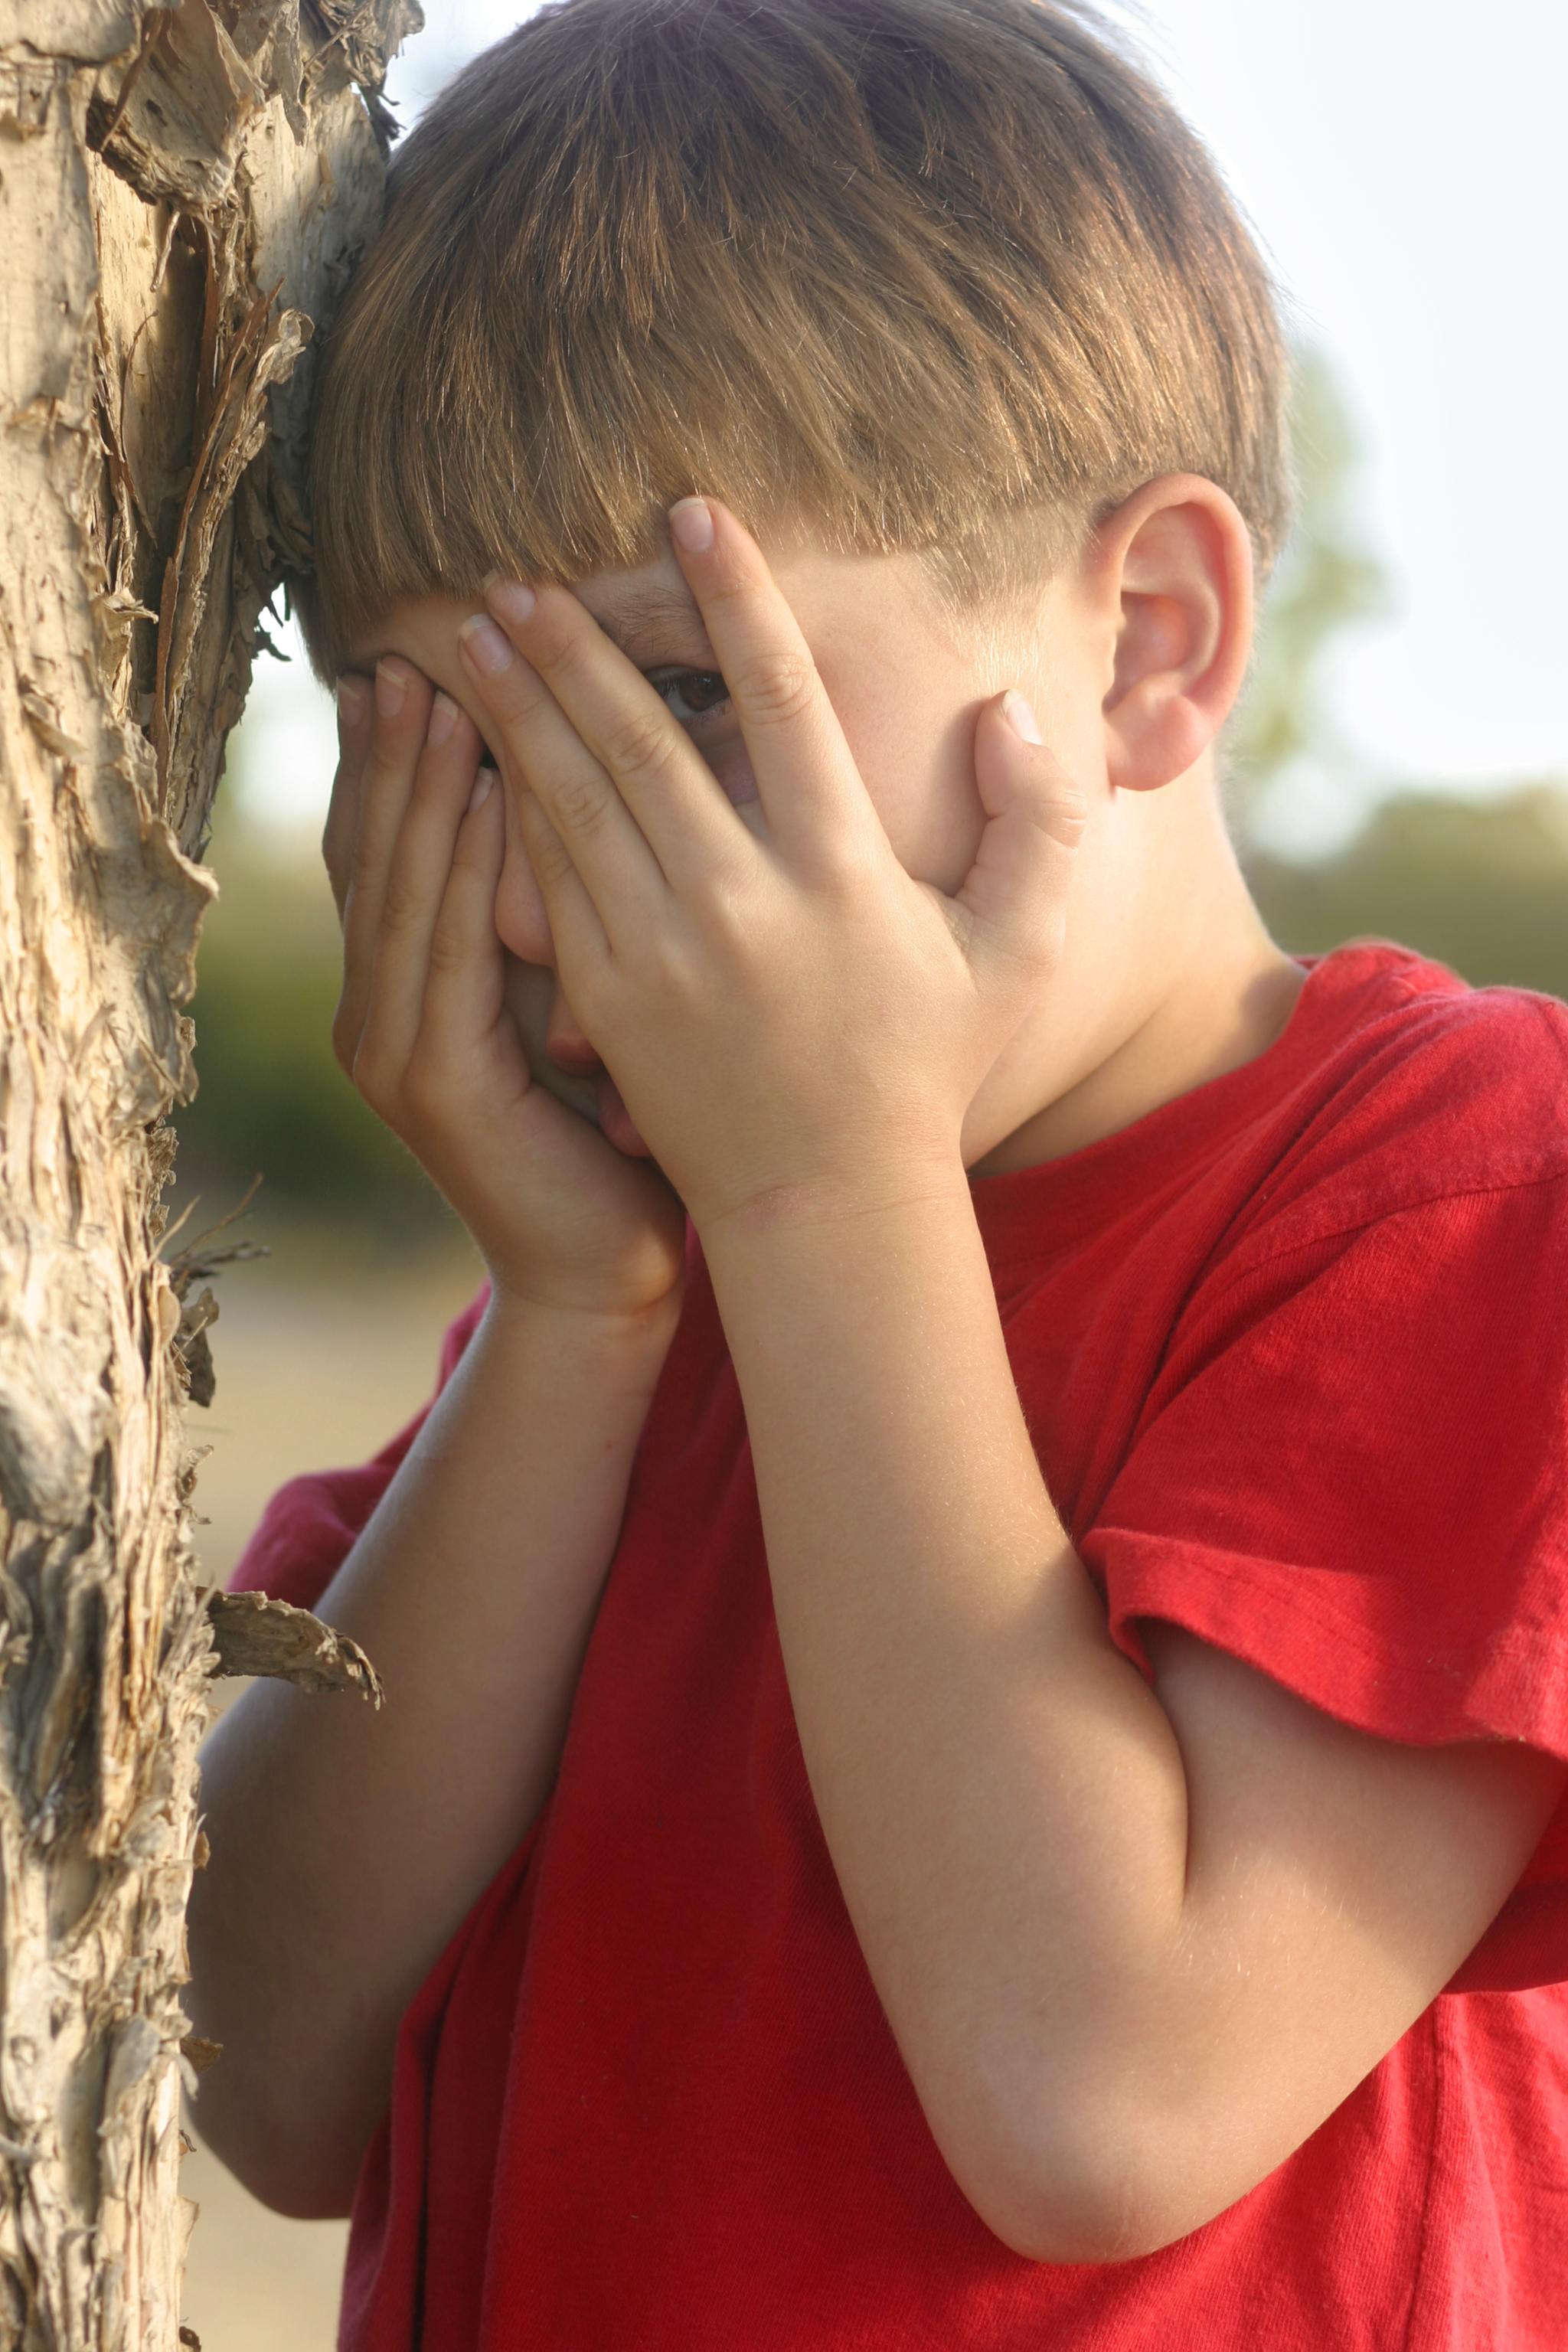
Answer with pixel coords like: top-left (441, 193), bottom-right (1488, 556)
top-left (425, 913), bottom-right (469, 979)
top-left (601, 708), bottom-right (679, 785)
top-left (400, 1047), bottom-right (447, 1118)
top-left (548, 768), bottom-right (609, 839)
top-left (700, 861), bottom-right (755, 939)
top-left (377, 874), bottom-right (423, 936)
top-left (527, 614), bottom-right (585, 681)
top-left (733, 648), bottom-right (815, 727)
top-left (407, 755), bottom-right (452, 815)
top-left (1047, 797), bottom-right (1090, 853)
top-left (528, 828), bottom-right (577, 889)
top-left (349, 1037), bottom-right (393, 1111)
top-left (485, 664), bottom-right (544, 726)
top-left (704, 567), bottom-right (753, 626)
top-left (345, 837), bottom-right (381, 901)
top-left (830, 831), bottom-right (885, 894)
top-left (360, 737), bottom-right (413, 802)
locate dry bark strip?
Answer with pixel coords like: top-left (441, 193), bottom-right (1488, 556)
top-left (0, 4), bottom-right (417, 2344)
top-left (203, 1591), bottom-right (383, 1705)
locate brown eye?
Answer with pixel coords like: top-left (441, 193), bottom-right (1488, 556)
top-left (651, 669), bottom-right (730, 720)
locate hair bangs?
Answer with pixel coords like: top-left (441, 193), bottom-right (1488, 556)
top-left (297, 0), bottom-right (1289, 678)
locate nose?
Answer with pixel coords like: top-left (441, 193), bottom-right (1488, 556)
top-left (544, 985), bottom-right (603, 1077)
top-left (491, 789), bottom-right (604, 1076)
top-left (495, 805), bottom-right (556, 967)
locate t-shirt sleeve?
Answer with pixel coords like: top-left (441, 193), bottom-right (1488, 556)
top-left (227, 1285), bottom-right (491, 1612)
top-left (1077, 1177), bottom-right (1568, 1992)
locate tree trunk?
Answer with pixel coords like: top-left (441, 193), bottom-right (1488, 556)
top-left (0, 4), bottom-right (414, 2343)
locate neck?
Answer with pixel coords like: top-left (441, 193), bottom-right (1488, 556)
top-left (971, 786), bottom-right (1304, 1177)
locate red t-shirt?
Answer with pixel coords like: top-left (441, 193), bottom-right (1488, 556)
top-left (234, 944), bottom-right (1568, 2350)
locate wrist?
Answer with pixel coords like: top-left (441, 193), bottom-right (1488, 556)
top-left (696, 1162), bottom-right (981, 1346)
top-left (692, 1149), bottom-right (973, 1263)
top-left (479, 1275), bottom-right (684, 1374)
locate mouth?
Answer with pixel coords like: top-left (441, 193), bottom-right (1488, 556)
top-left (594, 1072), bottom-right (653, 1157)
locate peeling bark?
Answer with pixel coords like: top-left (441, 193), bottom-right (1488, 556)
top-left (0, 4), bottom-right (416, 2343)
top-left (204, 1590), bottom-right (383, 1704)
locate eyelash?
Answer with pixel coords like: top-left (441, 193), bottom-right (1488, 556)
top-left (647, 668), bottom-right (731, 722)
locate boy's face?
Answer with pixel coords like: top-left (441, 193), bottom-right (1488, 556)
top-left (342, 523), bottom-right (1163, 1166)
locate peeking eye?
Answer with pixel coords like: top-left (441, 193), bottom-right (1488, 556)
top-left (648, 668), bottom-right (730, 721)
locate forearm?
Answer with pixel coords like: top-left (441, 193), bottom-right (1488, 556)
top-left (707, 1185), bottom-right (1568, 2263)
top-left (703, 1184), bottom-right (1192, 2247)
top-left (188, 1287), bottom-right (675, 2213)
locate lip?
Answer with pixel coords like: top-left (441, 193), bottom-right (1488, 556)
top-left (594, 1072), bottom-right (653, 1157)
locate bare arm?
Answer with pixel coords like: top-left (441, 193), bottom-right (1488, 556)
top-left (187, 655), bottom-right (684, 2215)
top-left (703, 1191), bottom-right (1566, 2260)
top-left (187, 1290), bottom-right (672, 2216)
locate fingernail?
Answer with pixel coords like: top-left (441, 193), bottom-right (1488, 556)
top-left (375, 659), bottom-right (411, 717)
top-left (668, 498), bottom-right (715, 554)
top-left (469, 768), bottom-right (495, 813)
top-left (427, 691), bottom-right (459, 749)
top-left (1004, 690), bottom-right (1044, 746)
top-left (337, 675), bottom-right (369, 729)
top-left (485, 578), bottom-right (537, 627)
top-left (458, 615), bottom-right (514, 677)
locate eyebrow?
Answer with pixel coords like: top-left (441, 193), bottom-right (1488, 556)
top-left (345, 582), bottom-right (718, 680)
top-left (587, 582), bottom-right (717, 668)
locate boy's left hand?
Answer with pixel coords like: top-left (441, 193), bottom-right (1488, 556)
top-left (458, 498), bottom-right (1086, 1237)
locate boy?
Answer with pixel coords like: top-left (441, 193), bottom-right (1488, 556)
top-left (187, 1), bottom-right (1568, 2344)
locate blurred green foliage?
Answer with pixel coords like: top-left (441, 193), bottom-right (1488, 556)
top-left (1230, 346), bottom-right (1390, 805)
top-left (172, 805), bottom-right (451, 1230)
top-left (1233, 348), bottom-right (1568, 999)
top-left (1249, 789), bottom-right (1568, 998)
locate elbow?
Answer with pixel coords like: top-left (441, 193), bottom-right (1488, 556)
top-left (191, 2107), bottom-right (364, 2223)
top-left (948, 2153), bottom-right (1178, 2270)
top-left (928, 2076), bottom-right (1225, 2267)
top-left (187, 2058), bottom-right (371, 2223)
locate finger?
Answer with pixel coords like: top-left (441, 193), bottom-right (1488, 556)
top-left (409, 765), bottom-right (515, 1074)
top-left (495, 767), bottom-right (556, 967)
top-left (480, 580), bottom-right (751, 893)
top-left (456, 613), bottom-right (672, 942)
top-left (950, 691), bottom-right (1088, 982)
top-left (508, 773), bottom-right (611, 998)
top-left (356, 694), bottom-right (488, 1090)
top-left (334, 657), bottom-right (434, 1072)
top-left (322, 673), bottom-right (374, 920)
top-left (665, 498), bottom-right (874, 871)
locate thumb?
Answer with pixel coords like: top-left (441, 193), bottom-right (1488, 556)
top-left (952, 690), bottom-right (1088, 978)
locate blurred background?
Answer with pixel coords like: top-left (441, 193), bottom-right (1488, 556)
top-left (178, 1), bottom-right (1568, 2343)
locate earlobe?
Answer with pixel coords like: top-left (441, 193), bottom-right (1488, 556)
top-left (1097, 477), bottom-right (1254, 795)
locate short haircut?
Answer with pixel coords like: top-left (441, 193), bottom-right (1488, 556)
top-left (299, 0), bottom-right (1289, 677)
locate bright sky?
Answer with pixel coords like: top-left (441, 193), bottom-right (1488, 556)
top-left (237, 0), bottom-right (1566, 851)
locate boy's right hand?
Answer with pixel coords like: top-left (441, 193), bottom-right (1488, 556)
top-left (325, 659), bottom-right (686, 1322)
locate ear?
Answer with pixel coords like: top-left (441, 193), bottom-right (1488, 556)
top-left (1092, 475), bottom-right (1254, 795)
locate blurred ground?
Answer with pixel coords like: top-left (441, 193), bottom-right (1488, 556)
top-left (178, 1223), bottom-right (483, 2352)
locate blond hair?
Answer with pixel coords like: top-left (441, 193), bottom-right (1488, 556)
top-left (299, 0), bottom-right (1289, 675)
